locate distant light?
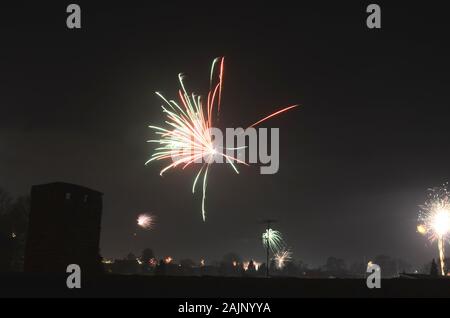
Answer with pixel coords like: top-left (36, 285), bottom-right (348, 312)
top-left (164, 256), bottom-right (173, 264)
top-left (149, 258), bottom-right (158, 267)
top-left (242, 260), bottom-right (261, 271)
top-left (11, 232), bottom-right (16, 238)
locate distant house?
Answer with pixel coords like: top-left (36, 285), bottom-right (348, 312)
top-left (24, 182), bottom-right (103, 275)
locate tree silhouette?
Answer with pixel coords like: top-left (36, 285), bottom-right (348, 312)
top-left (9, 196), bottom-right (30, 271)
top-left (0, 188), bottom-right (12, 215)
top-left (258, 263), bottom-right (267, 277)
top-left (349, 262), bottom-right (366, 277)
top-left (269, 258), bottom-right (276, 272)
top-left (155, 259), bottom-right (167, 276)
top-left (141, 248), bottom-right (155, 273)
top-left (396, 258), bottom-right (412, 274)
top-left (430, 258), bottom-right (438, 277)
top-left (222, 252), bottom-right (242, 265)
top-left (284, 261), bottom-right (298, 276)
top-left (0, 189), bottom-right (29, 272)
top-left (179, 259), bottom-right (195, 276)
top-left (324, 256), bottom-right (347, 275)
top-left (180, 259), bottom-right (195, 268)
top-left (0, 232), bottom-right (13, 271)
top-left (246, 260), bottom-right (257, 277)
top-left (141, 248), bottom-right (155, 263)
top-left (297, 260), bottom-right (309, 272)
top-left (374, 255), bottom-right (397, 278)
top-left (0, 188), bottom-right (13, 236)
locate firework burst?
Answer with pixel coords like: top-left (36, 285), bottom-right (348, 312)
top-left (418, 184), bottom-right (450, 276)
top-left (164, 256), bottom-right (173, 264)
top-left (146, 57), bottom-right (298, 221)
top-left (273, 249), bottom-right (292, 270)
top-left (262, 228), bottom-right (284, 253)
top-left (137, 213), bottom-right (155, 230)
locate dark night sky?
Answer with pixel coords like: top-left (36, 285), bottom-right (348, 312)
top-left (1, 1), bottom-right (449, 267)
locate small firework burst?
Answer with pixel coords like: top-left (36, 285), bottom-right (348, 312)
top-left (137, 213), bottom-right (155, 229)
top-left (149, 258), bottom-right (158, 267)
top-left (273, 249), bottom-right (292, 270)
top-left (164, 256), bottom-right (173, 264)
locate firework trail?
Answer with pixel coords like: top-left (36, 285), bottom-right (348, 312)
top-left (137, 213), bottom-right (155, 230)
top-left (146, 57), bottom-right (298, 221)
top-left (273, 249), bottom-right (292, 270)
top-left (262, 228), bottom-right (284, 253)
top-left (418, 184), bottom-right (450, 276)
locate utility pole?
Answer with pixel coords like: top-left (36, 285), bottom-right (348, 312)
top-left (261, 219), bottom-right (277, 278)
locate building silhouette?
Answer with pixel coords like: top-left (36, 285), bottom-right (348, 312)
top-left (24, 182), bottom-right (103, 275)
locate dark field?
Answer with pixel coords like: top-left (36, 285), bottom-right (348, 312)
top-left (1, 273), bottom-right (450, 298)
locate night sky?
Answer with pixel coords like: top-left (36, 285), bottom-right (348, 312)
top-left (1, 1), bottom-right (449, 268)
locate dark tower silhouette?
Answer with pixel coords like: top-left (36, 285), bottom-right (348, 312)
top-left (24, 182), bottom-right (103, 275)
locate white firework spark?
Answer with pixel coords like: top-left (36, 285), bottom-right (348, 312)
top-left (137, 213), bottom-right (155, 229)
top-left (262, 228), bottom-right (284, 253)
top-left (273, 249), bottom-right (292, 270)
top-left (418, 184), bottom-right (450, 276)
